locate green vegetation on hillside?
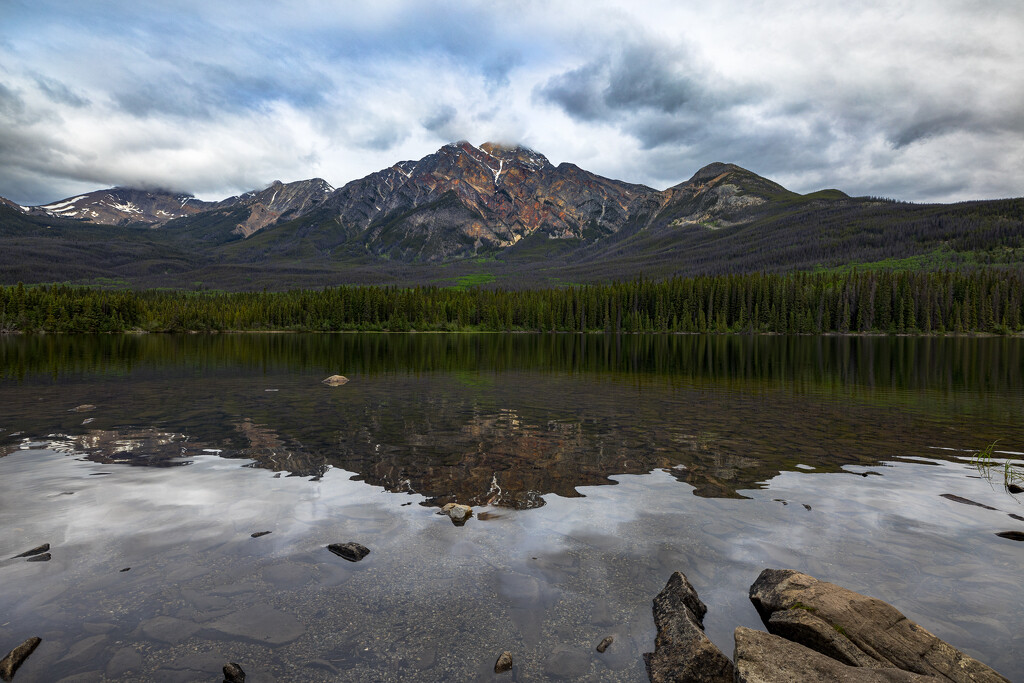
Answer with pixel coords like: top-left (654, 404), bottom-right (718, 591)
top-left (2, 269), bottom-right (1022, 335)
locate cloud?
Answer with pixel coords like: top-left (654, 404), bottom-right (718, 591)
top-left (0, 0), bottom-right (1022, 205)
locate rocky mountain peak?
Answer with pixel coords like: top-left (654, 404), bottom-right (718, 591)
top-left (686, 162), bottom-right (745, 185)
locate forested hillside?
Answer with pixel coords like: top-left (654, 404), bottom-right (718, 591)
top-left (2, 270), bottom-right (1021, 335)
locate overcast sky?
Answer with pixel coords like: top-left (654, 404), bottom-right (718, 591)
top-left (1, 0), bottom-right (1022, 205)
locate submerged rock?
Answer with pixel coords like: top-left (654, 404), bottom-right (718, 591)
top-left (995, 530), bottom-right (1024, 541)
top-left (250, 531), bottom-right (272, 538)
top-left (321, 375), bottom-right (349, 386)
top-left (494, 651), bottom-right (513, 673)
top-left (326, 542), bottom-right (370, 562)
top-left (25, 553), bottom-right (50, 563)
top-left (0, 636), bottom-right (41, 682)
top-left (596, 636), bottom-right (614, 653)
top-left (1008, 484), bottom-right (1023, 494)
top-left (748, 568), bottom-right (1009, 682)
top-left (70, 404), bottom-right (96, 412)
top-left (12, 543), bottom-right (48, 559)
top-left (438, 503), bottom-right (473, 525)
top-left (644, 571), bottom-right (735, 682)
top-left (940, 493), bottom-right (997, 510)
top-left (223, 662), bottom-right (246, 683)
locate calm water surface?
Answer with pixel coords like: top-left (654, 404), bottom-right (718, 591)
top-left (0, 334), bottom-right (1022, 681)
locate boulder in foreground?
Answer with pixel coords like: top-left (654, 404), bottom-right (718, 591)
top-left (734, 627), bottom-right (933, 682)
top-left (645, 569), bottom-right (1009, 682)
top-left (748, 568), bottom-right (1009, 682)
top-left (644, 571), bottom-right (735, 682)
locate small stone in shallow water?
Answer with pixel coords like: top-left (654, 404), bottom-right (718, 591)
top-left (940, 493), bottom-right (998, 510)
top-left (223, 661), bottom-right (246, 682)
top-left (1008, 484), bottom-right (1023, 494)
top-left (494, 651), bottom-right (513, 673)
top-left (120, 567), bottom-right (131, 572)
top-left (321, 375), bottom-right (349, 386)
top-left (12, 543), bottom-right (49, 559)
top-left (596, 636), bottom-right (614, 653)
top-left (0, 636), bottom-right (41, 681)
top-left (995, 530), bottom-right (1024, 541)
top-left (438, 503), bottom-right (473, 525)
top-left (327, 542), bottom-right (370, 562)
top-left (1009, 514), bottom-right (1024, 522)
top-left (26, 553), bottom-right (50, 563)
top-left (250, 531), bottom-right (272, 538)
top-left (70, 404), bottom-right (96, 412)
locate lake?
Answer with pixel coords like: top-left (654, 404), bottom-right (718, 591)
top-left (1, 333), bottom-right (1022, 681)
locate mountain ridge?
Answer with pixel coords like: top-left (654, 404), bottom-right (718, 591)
top-left (6, 143), bottom-right (801, 251)
top-left (2, 142), bottom-right (1020, 290)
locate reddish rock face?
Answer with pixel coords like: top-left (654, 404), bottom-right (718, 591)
top-left (322, 141), bottom-right (659, 260)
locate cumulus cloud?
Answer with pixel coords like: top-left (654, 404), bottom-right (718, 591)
top-left (0, 0), bottom-right (1022, 205)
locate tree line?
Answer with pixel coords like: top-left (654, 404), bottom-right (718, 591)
top-left (1, 269), bottom-right (1022, 335)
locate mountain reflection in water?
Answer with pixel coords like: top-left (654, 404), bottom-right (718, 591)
top-left (2, 333), bottom-right (1022, 508)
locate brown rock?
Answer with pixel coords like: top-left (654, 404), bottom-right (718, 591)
top-left (438, 503), bottom-right (473, 525)
top-left (326, 542), bottom-right (370, 562)
top-left (749, 569), bottom-right (1009, 682)
top-left (321, 375), bottom-right (349, 386)
top-left (494, 651), bottom-right (513, 673)
top-left (644, 571), bottom-right (735, 682)
top-left (0, 637), bottom-right (41, 682)
top-left (734, 627), bottom-right (934, 682)
top-left (12, 544), bottom-right (48, 559)
top-left (766, 608), bottom-right (881, 668)
top-left (596, 636), bottom-right (614, 653)
top-left (223, 661), bottom-right (245, 682)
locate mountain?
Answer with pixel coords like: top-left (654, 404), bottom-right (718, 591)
top-left (1, 142), bottom-right (1021, 290)
top-left (17, 187), bottom-right (214, 226)
top-left (315, 141), bottom-right (656, 260)
top-left (208, 178), bottom-right (335, 237)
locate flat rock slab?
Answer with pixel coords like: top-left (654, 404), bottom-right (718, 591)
top-left (767, 608), bottom-right (880, 668)
top-left (327, 542), bottom-right (370, 562)
top-left (734, 627), bottom-right (934, 682)
top-left (0, 636), bottom-right (42, 682)
top-left (749, 568), bottom-right (1010, 682)
top-left (206, 605), bottom-right (305, 645)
